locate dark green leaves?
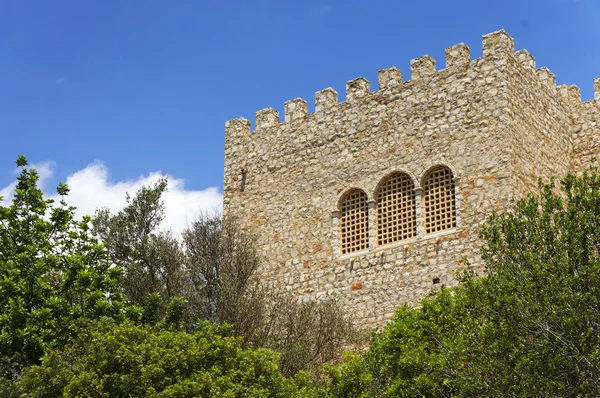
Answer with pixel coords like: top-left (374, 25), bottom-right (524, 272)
top-left (319, 168), bottom-right (600, 397)
top-left (0, 157), bottom-right (124, 380)
top-left (13, 319), bottom-right (296, 397)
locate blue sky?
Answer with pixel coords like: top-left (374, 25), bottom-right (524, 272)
top-left (1, 0), bottom-right (598, 233)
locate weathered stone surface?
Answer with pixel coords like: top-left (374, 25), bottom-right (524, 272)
top-left (445, 43), bottom-right (470, 70)
top-left (410, 55), bottom-right (436, 80)
top-left (346, 77), bottom-right (370, 102)
top-left (378, 67), bottom-right (402, 90)
top-left (315, 88), bottom-right (338, 113)
top-left (223, 30), bottom-right (600, 328)
top-left (256, 108), bottom-right (279, 130)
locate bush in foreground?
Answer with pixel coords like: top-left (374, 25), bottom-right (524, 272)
top-left (8, 318), bottom-right (311, 397)
top-left (322, 168), bottom-right (600, 397)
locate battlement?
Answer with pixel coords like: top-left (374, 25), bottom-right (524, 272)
top-left (226, 30), bottom-right (597, 139)
top-left (223, 29), bottom-right (600, 329)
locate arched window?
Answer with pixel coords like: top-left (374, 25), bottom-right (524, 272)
top-left (423, 165), bottom-right (457, 234)
top-left (376, 172), bottom-right (416, 246)
top-left (339, 189), bottom-right (369, 255)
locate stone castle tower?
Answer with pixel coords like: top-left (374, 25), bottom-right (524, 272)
top-left (223, 30), bottom-right (600, 327)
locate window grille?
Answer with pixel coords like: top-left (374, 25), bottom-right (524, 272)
top-left (339, 189), bottom-right (369, 255)
top-left (423, 166), bottom-right (457, 234)
top-left (376, 173), bottom-right (416, 246)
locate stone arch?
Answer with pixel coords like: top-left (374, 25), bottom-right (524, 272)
top-left (420, 163), bottom-right (459, 188)
top-left (338, 188), bottom-right (369, 255)
top-left (421, 164), bottom-right (457, 235)
top-left (335, 185), bottom-right (374, 211)
top-left (374, 171), bottom-right (417, 246)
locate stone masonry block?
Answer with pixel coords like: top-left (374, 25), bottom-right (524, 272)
top-left (595, 77), bottom-right (600, 101)
top-left (482, 29), bottom-right (515, 57)
top-left (315, 88), bottom-right (338, 113)
top-left (557, 85), bottom-right (581, 103)
top-left (346, 77), bottom-right (370, 102)
top-left (256, 108), bottom-right (279, 130)
top-left (445, 43), bottom-right (470, 69)
top-left (410, 55), bottom-right (436, 80)
top-left (225, 117), bottom-right (251, 139)
top-left (378, 67), bottom-right (402, 90)
top-left (515, 49), bottom-right (536, 70)
top-left (568, 85), bottom-right (582, 103)
top-left (284, 98), bottom-right (308, 122)
top-left (537, 67), bottom-right (557, 92)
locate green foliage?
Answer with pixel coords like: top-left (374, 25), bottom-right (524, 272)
top-left (12, 318), bottom-right (304, 397)
top-left (14, 157), bottom-right (600, 396)
top-left (321, 167), bottom-right (600, 397)
top-left (92, 178), bottom-right (187, 312)
top-left (95, 184), bottom-right (360, 376)
top-left (260, 296), bottom-right (361, 378)
top-left (182, 212), bottom-right (266, 335)
top-left (0, 157), bottom-right (124, 380)
top-left (316, 284), bottom-right (483, 397)
top-left (362, 286), bottom-right (477, 397)
top-left (319, 353), bottom-right (374, 398)
top-left (472, 169), bottom-right (600, 395)
top-left (165, 296), bottom-right (188, 330)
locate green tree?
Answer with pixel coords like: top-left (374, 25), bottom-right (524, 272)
top-left (182, 212), bottom-right (266, 338)
top-left (95, 181), bottom-right (360, 376)
top-left (12, 318), bottom-right (303, 397)
top-left (318, 285), bottom-right (480, 398)
top-left (471, 169), bottom-right (600, 395)
top-left (0, 156), bottom-right (124, 380)
top-left (259, 295), bottom-right (361, 378)
top-left (183, 213), bottom-right (360, 376)
top-left (322, 167), bottom-right (600, 397)
top-left (92, 178), bottom-right (187, 311)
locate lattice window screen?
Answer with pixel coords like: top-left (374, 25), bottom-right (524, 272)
top-left (339, 189), bottom-right (369, 255)
top-left (376, 173), bottom-right (416, 246)
top-left (423, 166), bottom-right (457, 234)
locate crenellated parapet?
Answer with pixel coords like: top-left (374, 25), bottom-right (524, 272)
top-left (346, 77), bottom-right (371, 102)
top-left (536, 67), bottom-right (556, 92)
top-left (224, 29), bottom-right (597, 146)
top-left (225, 117), bottom-right (251, 139)
top-left (316, 88), bottom-right (338, 113)
top-left (515, 49), bottom-right (536, 70)
top-left (378, 67), bottom-right (402, 90)
top-left (482, 29), bottom-right (514, 56)
top-left (410, 55), bottom-right (436, 81)
top-left (284, 98), bottom-right (308, 123)
top-left (557, 85), bottom-right (581, 104)
top-left (445, 43), bottom-right (470, 70)
top-left (256, 108), bottom-right (279, 130)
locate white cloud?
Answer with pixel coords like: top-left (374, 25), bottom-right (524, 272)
top-left (0, 161), bottom-right (223, 237)
top-left (33, 161), bottom-right (55, 187)
top-left (0, 183), bottom-right (14, 206)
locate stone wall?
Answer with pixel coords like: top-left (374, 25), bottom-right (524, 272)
top-left (572, 77), bottom-right (600, 173)
top-left (223, 30), bottom-right (600, 328)
top-left (504, 49), bottom-right (574, 197)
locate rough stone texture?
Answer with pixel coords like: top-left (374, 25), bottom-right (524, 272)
top-left (256, 108), bottom-right (279, 130)
top-left (573, 85), bottom-right (600, 171)
top-left (223, 30), bottom-right (600, 328)
top-left (378, 67), bottom-right (402, 90)
top-left (410, 55), bottom-right (436, 80)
